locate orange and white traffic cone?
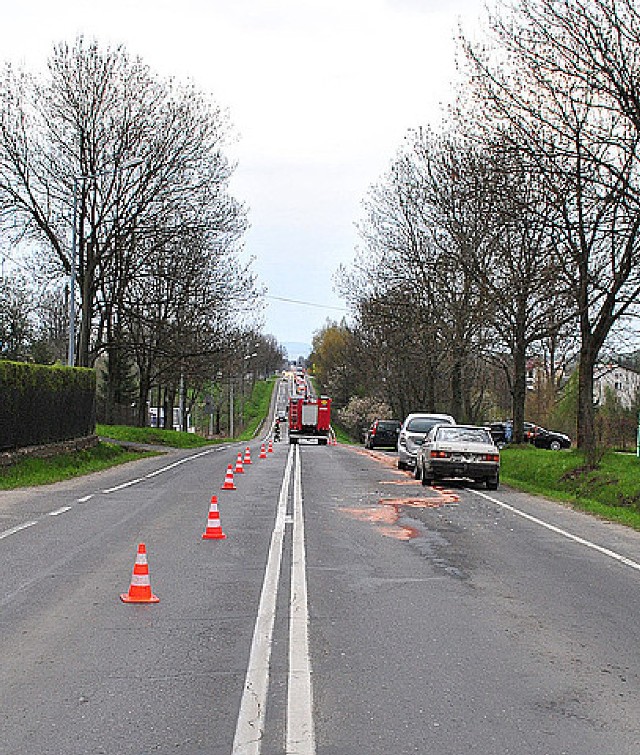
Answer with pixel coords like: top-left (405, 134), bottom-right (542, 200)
top-left (221, 464), bottom-right (236, 490)
top-left (202, 496), bottom-right (226, 540)
top-left (120, 543), bottom-right (160, 604)
top-left (259, 443), bottom-right (267, 459)
top-left (268, 439), bottom-right (274, 453)
top-left (234, 452), bottom-right (244, 474)
top-left (243, 447), bottom-right (252, 465)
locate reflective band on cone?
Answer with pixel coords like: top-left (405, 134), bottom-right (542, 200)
top-left (221, 464), bottom-right (236, 490)
top-left (202, 495), bottom-right (226, 540)
top-left (120, 543), bottom-right (160, 603)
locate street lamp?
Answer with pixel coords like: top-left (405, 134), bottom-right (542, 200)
top-left (67, 157), bottom-right (143, 366)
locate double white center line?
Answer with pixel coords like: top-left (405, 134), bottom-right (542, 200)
top-left (232, 444), bottom-right (315, 755)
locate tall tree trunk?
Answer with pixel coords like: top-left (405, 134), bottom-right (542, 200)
top-left (577, 344), bottom-right (597, 463)
top-left (451, 355), bottom-right (463, 422)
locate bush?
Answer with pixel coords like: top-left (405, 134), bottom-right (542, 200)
top-left (337, 396), bottom-right (393, 441)
top-left (0, 360), bottom-right (95, 450)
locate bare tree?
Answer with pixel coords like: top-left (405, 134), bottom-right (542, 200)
top-left (461, 0), bottom-right (640, 458)
top-left (0, 37), bottom-right (251, 378)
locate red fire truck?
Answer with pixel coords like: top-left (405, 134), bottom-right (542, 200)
top-left (288, 395), bottom-right (332, 444)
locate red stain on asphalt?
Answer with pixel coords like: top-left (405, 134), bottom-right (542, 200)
top-left (343, 445), bottom-right (459, 539)
top-left (380, 497), bottom-right (453, 508)
top-left (343, 506), bottom-right (419, 540)
top-left (379, 479), bottom-right (420, 486)
top-left (342, 490), bottom-right (458, 540)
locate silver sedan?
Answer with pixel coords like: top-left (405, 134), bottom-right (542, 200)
top-left (415, 424), bottom-right (500, 490)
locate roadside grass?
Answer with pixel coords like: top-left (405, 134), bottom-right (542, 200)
top-left (97, 423), bottom-right (218, 448)
top-left (0, 443), bottom-right (154, 490)
top-left (500, 446), bottom-right (640, 530)
top-left (238, 377), bottom-right (277, 441)
top-left (333, 423), bottom-right (356, 444)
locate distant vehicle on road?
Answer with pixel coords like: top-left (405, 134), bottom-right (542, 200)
top-left (397, 413), bottom-right (456, 470)
top-left (288, 395), bottom-right (332, 445)
top-left (364, 419), bottom-right (401, 449)
top-left (415, 424), bottom-right (500, 489)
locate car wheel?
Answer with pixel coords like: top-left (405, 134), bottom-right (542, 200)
top-left (420, 466), bottom-right (432, 486)
top-left (398, 459), bottom-right (406, 470)
top-left (486, 475), bottom-right (499, 491)
top-left (549, 440), bottom-right (561, 451)
top-left (413, 462), bottom-right (421, 480)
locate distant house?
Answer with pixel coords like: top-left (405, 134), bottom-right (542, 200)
top-left (593, 363), bottom-right (640, 410)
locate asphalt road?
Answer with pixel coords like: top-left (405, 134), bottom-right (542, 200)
top-left (1, 434), bottom-right (640, 754)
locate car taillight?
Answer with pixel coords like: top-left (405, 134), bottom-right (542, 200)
top-left (430, 450), bottom-right (450, 459)
top-left (483, 453), bottom-right (500, 462)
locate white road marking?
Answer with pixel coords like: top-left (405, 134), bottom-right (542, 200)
top-left (232, 445), bottom-right (294, 755)
top-left (471, 489), bottom-right (640, 573)
top-left (0, 521), bottom-right (38, 540)
top-left (102, 478), bottom-right (143, 493)
top-left (287, 445), bottom-right (315, 754)
top-left (48, 506), bottom-right (71, 516)
top-left (144, 447), bottom-right (220, 478)
top-left (0, 447), bottom-right (226, 544)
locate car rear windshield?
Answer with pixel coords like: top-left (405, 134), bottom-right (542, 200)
top-left (407, 417), bottom-right (450, 433)
top-left (378, 421), bottom-right (399, 430)
top-left (437, 427), bottom-right (492, 444)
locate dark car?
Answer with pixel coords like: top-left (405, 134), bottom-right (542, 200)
top-left (488, 421), bottom-right (537, 446)
top-left (487, 421), bottom-right (571, 450)
top-left (364, 419), bottom-right (401, 449)
top-left (532, 427), bottom-right (571, 450)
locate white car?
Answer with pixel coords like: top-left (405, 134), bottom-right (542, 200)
top-left (396, 413), bottom-right (456, 470)
top-left (415, 424), bottom-right (500, 489)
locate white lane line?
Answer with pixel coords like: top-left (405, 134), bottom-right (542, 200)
top-left (48, 506), bottom-right (72, 516)
top-left (77, 495), bottom-right (93, 503)
top-left (144, 447), bottom-right (220, 478)
top-left (287, 444), bottom-right (315, 754)
top-left (103, 478), bottom-right (144, 494)
top-left (0, 521), bottom-right (38, 540)
top-left (232, 445), bottom-right (294, 755)
top-left (471, 489), bottom-right (640, 573)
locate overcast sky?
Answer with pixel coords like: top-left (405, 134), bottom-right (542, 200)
top-left (1, 0), bottom-right (484, 356)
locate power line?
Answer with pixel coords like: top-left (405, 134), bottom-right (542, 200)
top-left (266, 295), bottom-right (349, 313)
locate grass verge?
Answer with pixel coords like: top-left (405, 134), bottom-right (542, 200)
top-left (0, 443), bottom-right (155, 490)
top-left (500, 446), bottom-right (640, 530)
top-left (332, 423), bottom-right (356, 444)
top-left (237, 377), bottom-right (277, 441)
top-left (97, 423), bottom-right (218, 448)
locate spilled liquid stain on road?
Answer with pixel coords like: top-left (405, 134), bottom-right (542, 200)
top-left (344, 446), bottom-right (460, 540)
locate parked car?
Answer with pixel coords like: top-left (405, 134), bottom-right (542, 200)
top-left (364, 419), bottom-right (401, 449)
top-left (488, 421), bottom-right (537, 446)
top-left (488, 420), bottom-right (571, 450)
top-left (415, 424), bottom-right (500, 489)
top-left (531, 427), bottom-right (572, 450)
top-left (397, 413), bottom-right (456, 470)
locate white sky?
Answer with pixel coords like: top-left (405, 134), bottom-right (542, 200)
top-left (0, 0), bottom-right (484, 354)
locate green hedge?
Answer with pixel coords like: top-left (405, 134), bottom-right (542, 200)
top-left (0, 361), bottom-right (96, 450)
